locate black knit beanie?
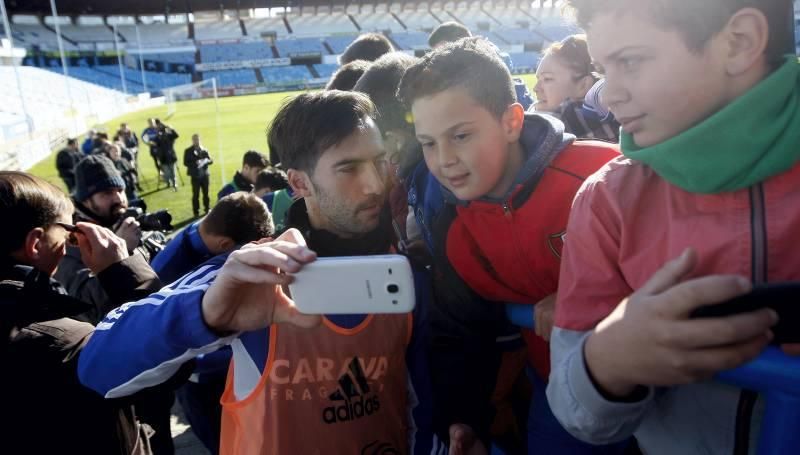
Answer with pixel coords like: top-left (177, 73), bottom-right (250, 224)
top-left (73, 155), bottom-right (126, 201)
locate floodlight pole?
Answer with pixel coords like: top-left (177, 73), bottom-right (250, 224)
top-left (213, 77), bottom-right (225, 184)
top-left (0, 0), bottom-right (33, 138)
top-left (113, 23), bottom-right (128, 94)
top-left (49, 0), bottom-right (79, 134)
top-left (135, 23), bottom-right (149, 93)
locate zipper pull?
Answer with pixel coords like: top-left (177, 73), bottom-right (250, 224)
top-left (502, 202), bottom-right (512, 218)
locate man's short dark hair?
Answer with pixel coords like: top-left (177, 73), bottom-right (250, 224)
top-left (67, 138), bottom-right (78, 146)
top-left (203, 192), bottom-right (273, 243)
top-left (326, 60), bottom-right (372, 91)
top-left (0, 171), bottom-right (73, 257)
top-left (398, 37), bottom-right (515, 120)
top-left (254, 168), bottom-right (290, 192)
top-left (565, 0), bottom-right (792, 66)
top-left (354, 52), bottom-right (419, 136)
top-left (340, 33), bottom-right (394, 64)
top-left (267, 91), bottom-right (377, 174)
top-left (428, 21), bottom-right (473, 48)
top-left (242, 150), bottom-right (269, 169)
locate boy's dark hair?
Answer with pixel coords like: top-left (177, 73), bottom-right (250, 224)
top-left (354, 52), bottom-right (419, 135)
top-left (254, 168), bottom-right (290, 192)
top-left (428, 21), bottom-right (473, 48)
top-left (267, 91), bottom-right (377, 174)
top-left (340, 33), bottom-right (394, 64)
top-left (0, 171), bottom-right (73, 257)
top-left (398, 37), bottom-right (515, 120)
top-left (326, 60), bottom-right (372, 91)
top-left (565, 0), bottom-right (793, 66)
top-left (242, 150), bottom-right (269, 169)
top-left (67, 138), bottom-right (78, 146)
top-left (203, 192), bottom-right (273, 243)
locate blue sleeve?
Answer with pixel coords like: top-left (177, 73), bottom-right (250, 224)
top-left (505, 303), bottom-right (534, 329)
top-left (408, 268), bottom-right (447, 454)
top-left (262, 192), bottom-right (276, 211)
top-left (150, 229), bottom-right (189, 284)
top-left (78, 257), bottom-right (238, 398)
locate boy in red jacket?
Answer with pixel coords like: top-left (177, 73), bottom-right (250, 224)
top-left (398, 37), bottom-right (621, 454)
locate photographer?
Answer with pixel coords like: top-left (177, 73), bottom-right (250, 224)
top-left (154, 119), bottom-right (179, 191)
top-left (103, 141), bottom-right (140, 202)
top-left (55, 155), bottom-right (168, 323)
top-left (0, 171), bottom-right (166, 455)
top-left (55, 138), bottom-right (83, 192)
top-left (142, 119), bottom-right (160, 171)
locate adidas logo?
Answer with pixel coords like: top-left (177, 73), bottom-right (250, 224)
top-left (322, 358), bottom-right (381, 424)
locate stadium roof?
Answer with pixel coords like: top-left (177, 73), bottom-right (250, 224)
top-left (6, 0), bottom-right (462, 16)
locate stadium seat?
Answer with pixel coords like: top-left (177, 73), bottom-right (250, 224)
top-left (324, 35), bottom-right (358, 54)
top-left (194, 20), bottom-right (243, 40)
top-left (200, 41), bottom-right (273, 62)
top-left (390, 31), bottom-right (429, 50)
top-left (116, 23), bottom-right (191, 46)
top-left (313, 63), bottom-right (339, 79)
top-left (508, 52), bottom-right (541, 73)
top-left (243, 17), bottom-right (290, 38)
top-left (288, 13), bottom-right (358, 37)
top-left (261, 66), bottom-right (312, 86)
top-left (274, 37), bottom-right (325, 57)
top-left (202, 69), bottom-right (258, 86)
top-left (349, 11), bottom-right (405, 33)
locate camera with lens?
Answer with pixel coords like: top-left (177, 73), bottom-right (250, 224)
top-left (118, 203), bottom-right (173, 261)
top-left (121, 206), bottom-right (173, 232)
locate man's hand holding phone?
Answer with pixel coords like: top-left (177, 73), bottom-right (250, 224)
top-left (584, 249), bottom-right (778, 399)
top-left (201, 229), bottom-right (320, 335)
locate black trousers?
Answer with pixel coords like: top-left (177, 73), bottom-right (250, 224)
top-left (191, 175), bottom-right (210, 215)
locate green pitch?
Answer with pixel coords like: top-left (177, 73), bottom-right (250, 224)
top-left (28, 74), bottom-right (537, 230)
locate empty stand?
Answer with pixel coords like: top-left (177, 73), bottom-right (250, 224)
top-left (261, 65), bottom-right (312, 85)
top-left (350, 11), bottom-right (405, 32)
top-left (10, 24), bottom-right (77, 50)
top-left (202, 69), bottom-right (258, 86)
top-left (59, 24), bottom-right (115, 43)
top-left (116, 24), bottom-right (190, 46)
top-left (194, 20), bottom-right (243, 41)
top-left (274, 37), bottom-right (325, 57)
top-left (313, 63), bottom-right (338, 79)
top-left (390, 31), bottom-right (428, 50)
top-left (0, 65), bottom-right (129, 132)
top-left (445, 4), bottom-right (494, 31)
top-left (200, 41), bottom-right (272, 62)
top-left (396, 9), bottom-right (440, 30)
top-left (287, 13), bottom-right (358, 37)
top-left (509, 52), bottom-right (541, 72)
top-left (243, 17), bottom-right (290, 38)
top-left (324, 35), bottom-right (358, 54)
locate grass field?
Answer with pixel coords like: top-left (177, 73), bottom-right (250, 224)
top-left (28, 73), bottom-right (537, 229)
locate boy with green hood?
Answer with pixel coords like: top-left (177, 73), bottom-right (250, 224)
top-left (547, 1), bottom-right (800, 454)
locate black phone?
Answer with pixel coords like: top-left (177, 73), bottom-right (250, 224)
top-left (690, 282), bottom-right (800, 344)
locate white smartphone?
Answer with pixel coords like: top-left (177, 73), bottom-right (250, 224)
top-left (287, 255), bottom-right (416, 314)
